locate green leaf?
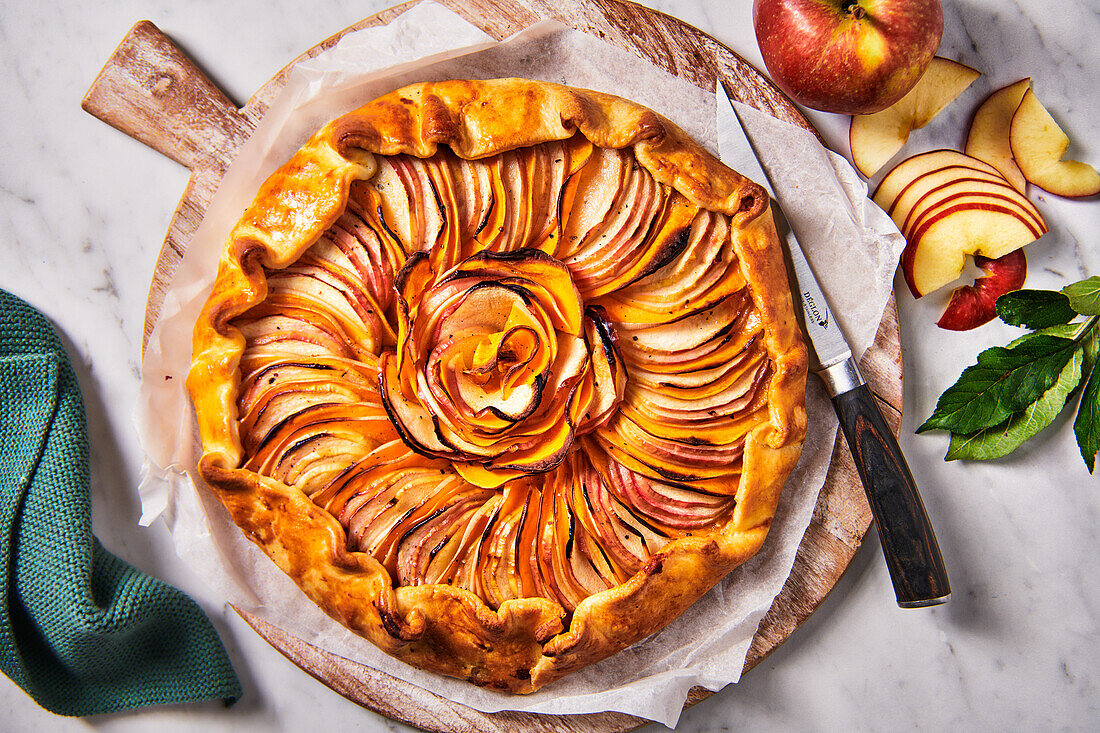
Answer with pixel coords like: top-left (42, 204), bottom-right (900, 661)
top-left (1063, 276), bottom-right (1100, 315)
top-left (1038, 323), bottom-right (1084, 340)
top-left (946, 347), bottom-right (1085, 461)
top-left (1074, 354), bottom-right (1100, 473)
top-left (1007, 322), bottom-right (1090, 348)
top-left (918, 334), bottom-right (1079, 434)
top-left (996, 290), bottom-right (1077, 328)
top-left (1082, 327), bottom-right (1100, 373)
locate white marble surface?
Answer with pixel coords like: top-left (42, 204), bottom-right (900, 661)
top-left (1, 0), bottom-right (1097, 730)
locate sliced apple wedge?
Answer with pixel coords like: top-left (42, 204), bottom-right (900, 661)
top-left (887, 166), bottom-right (1013, 218)
top-left (901, 203), bottom-right (1044, 297)
top-left (888, 171), bottom-right (1043, 237)
top-left (873, 149), bottom-right (1003, 211)
top-left (965, 78), bottom-right (1031, 192)
top-left (1010, 88), bottom-right (1100, 197)
top-left (850, 58), bottom-right (981, 177)
top-left (904, 191), bottom-right (1044, 244)
top-left (936, 250), bottom-right (1027, 331)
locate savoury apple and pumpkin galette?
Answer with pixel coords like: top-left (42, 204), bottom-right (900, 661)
top-left (188, 78), bottom-right (807, 693)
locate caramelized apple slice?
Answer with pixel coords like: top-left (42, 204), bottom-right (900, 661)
top-left (603, 458), bottom-right (734, 530)
top-left (965, 78), bottom-right (1031, 192)
top-left (397, 489), bottom-right (492, 587)
top-left (1010, 88), bottom-right (1100, 197)
top-left (558, 147), bottom-right (627, 260)
top-left (597, 214), bottom-right (747, 328)
top-left (476, 481), bottom-right (534, 608)
top-left (850, 58), bottom-right (981, 177)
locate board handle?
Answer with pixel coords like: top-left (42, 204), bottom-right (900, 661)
top-left (81, 20), bottom-right (251, 170)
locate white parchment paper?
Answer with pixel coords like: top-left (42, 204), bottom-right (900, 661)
top-left (135, 4), bottom-right (904, 727)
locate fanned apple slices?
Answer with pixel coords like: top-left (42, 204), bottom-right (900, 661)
top-left (873, 149), bottom-right (1048, 297)
top-left (227, 136), bottom-right (770, 614)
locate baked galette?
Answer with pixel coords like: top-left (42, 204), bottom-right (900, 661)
top-left (189, 78), bottom-right (807, 693)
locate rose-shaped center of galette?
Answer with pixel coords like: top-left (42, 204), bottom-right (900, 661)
top-left (229, 137), bottom-right (781, 614)
top-left (380, 250), bottom-right (625, 488)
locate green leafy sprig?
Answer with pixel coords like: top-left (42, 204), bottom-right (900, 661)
top-left (919, 276), bottom-right (1100, 472)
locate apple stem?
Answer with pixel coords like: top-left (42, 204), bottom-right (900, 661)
top-left (843, 1), bottom-right (866, 20)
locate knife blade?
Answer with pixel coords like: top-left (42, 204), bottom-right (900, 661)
top-left (717, 90), bottom-right (950, 608)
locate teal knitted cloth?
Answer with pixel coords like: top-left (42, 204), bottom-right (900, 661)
top-left (0, 290), bottom-right (241, 716)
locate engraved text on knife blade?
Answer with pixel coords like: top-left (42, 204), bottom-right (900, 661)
top-left (785, 230), bottom-right (850, 368)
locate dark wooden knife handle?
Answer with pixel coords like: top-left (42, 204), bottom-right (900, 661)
top-left (833, 384), bottom-right (950, 607)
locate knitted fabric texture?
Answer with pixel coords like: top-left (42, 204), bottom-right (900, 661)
top-left (0, 289), bottom-right (241, 716)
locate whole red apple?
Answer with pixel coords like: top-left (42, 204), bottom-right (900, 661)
top-left (754, 0), bottom-right (943, 115)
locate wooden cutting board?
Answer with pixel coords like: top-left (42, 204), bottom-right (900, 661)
top-left (83, 1), bottom-right (897, 730)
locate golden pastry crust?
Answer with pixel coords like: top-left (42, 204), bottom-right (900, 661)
top-left (189, 78), bottom-right (807, 693)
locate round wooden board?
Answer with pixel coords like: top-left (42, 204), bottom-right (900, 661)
top-left (84, 1), bottom-right (896, 730)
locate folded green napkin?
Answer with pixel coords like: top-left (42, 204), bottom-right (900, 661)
top-left (0, 289), bottom-right (241, 716)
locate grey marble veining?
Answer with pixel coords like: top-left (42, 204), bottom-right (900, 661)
top-left (0, 0), bottom-right (1098, 730)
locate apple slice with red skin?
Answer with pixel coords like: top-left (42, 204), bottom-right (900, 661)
top-left (850, 57), bottom-right (981, 177)
top-left (901, 187), bottom-right (1045, 242)
top-left (936, 250), bottom-right (1027, 331)
top-left (1010, 88), bottom-right (1100, 198)
top-left (550, 488), bottom-right (615, 604)
top-left (596, 213), bottom-right (737, 327)
top-left (900, 201), bottom-right (1044, 297)
top-left (885, 165), bottom-right (1021, 221)
top-left (878, 149), bottom-right (1047, 297)
top-left (874, 149), bottom-right (1005, 210)
top-left (566, 157), bottom-right (661, 298)
top-left (565, 466), bottom-right (635, 586)
top-left (537, 486), bottom-right (593, 609)
top-left (570, 457), bottom-right (652, 576)
top-left (965, 78), bottom-right (1031, 192)
top-left (891, 174), bottom-right (1044, 237)
top-left (604, 458), bottom-right (733, 530)
top-left (389, 156), bottom-right (436, 253)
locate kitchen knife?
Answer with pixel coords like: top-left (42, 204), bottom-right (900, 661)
top-left (717, 92), bottom-right (950, 608)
